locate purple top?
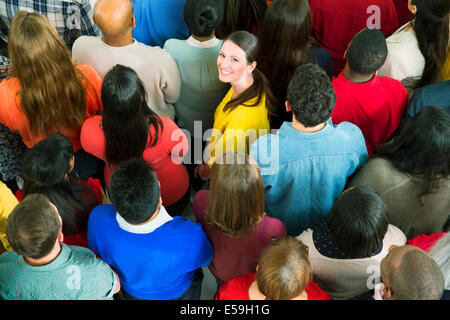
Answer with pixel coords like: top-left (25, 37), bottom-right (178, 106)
top-left (193, 190), bottom-right (287, 282)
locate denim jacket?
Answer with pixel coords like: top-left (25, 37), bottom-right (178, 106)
top-left (250, 119), bottom-right (368, 235)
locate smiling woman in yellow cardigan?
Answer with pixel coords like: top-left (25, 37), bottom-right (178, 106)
top-left (195, 31), bottom-right (276, 179)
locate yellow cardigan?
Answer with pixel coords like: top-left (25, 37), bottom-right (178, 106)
top-left (442, 48), bottom-right (450, 81)
top-left (206, 88), bottom-right (270, 165)
top-left (0, 181), bottom-right (18, 251)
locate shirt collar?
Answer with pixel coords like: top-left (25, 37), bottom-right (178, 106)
top-left (116, 206), bottom-right (173, 234)
top-left (186, 36), bottom-right (220, 48)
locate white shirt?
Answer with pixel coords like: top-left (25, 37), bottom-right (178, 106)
top-left (116, 206), bottom-right (173, 234)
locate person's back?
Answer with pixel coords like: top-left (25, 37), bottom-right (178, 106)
top-left (308, 0), bottom-right (399, 76)
top-left (163, 0), bottom-right (230, 135)
top-left (297, 186), bottom-right (407, 300)
top-left (406, 80), bottom-right (450, 118)
top-left (87, 159), bottom-right (213, 300)
top-left (0, 0), bottom-right (99, 51)
top-left (331, 28), bottom-right (409, 155)
top-left (0, 194), bottom-right (119, 300)
top-left (250, 64), bottom-right (368, 235)
top-left (348, 106), bottom-right (450, 239)
top-left (72, 0), bottom-right (181, 119)
top-left (131, 0), bottom-right (189, 47)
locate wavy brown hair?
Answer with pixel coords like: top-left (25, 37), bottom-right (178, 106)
top-left (8, 11), bottom-right (87, 137)
top-left (205, 151), bottom-right (265, 236)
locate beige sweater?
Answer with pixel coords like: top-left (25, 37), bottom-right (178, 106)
top-left (297, 224), bottom-right (406, 300)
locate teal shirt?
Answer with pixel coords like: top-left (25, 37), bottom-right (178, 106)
top-left (164, 38), bottom-right (230, 135)
top-left (0, 244), bottom-right (118, 300)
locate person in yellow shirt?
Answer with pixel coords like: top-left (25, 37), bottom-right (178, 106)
top-left (0, 181), bottom-right (18, 252)
top-left (195, 31), bottom-right (276, 179)
top-left (442, 48), bottom-right (450, 81)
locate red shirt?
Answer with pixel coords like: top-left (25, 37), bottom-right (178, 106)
top-left (215, 272), bottom-right (332, 300)
top-left (407, 232), bottom-right (447, 252)
top-left (393, 0), bottom-right (414, 26)
top-left (309, 0), bottom-right (399, 76)
top-left (331, 73), bottom-right (408, 155)
top-left (80, 115), bottom-right (189, 206)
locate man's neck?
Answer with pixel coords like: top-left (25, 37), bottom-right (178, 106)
top-left (292, 118), bottom-right (326, 133)
top-left (24, 243), bottom-right (62, 267)
top-left (343, 64), bottom-right (374, 84)
top-left (101, 33), bottom-right (134, 47)
top-left (192, 33), bottom-right (215, 42)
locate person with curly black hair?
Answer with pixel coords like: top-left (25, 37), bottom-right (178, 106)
top-left (250, 63), bottom-right (368, 236)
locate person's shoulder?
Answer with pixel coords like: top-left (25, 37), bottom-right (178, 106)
top-left (89, 204), bottom-right (116, 221)
top-left (332, 121), bottom-right (366, 145)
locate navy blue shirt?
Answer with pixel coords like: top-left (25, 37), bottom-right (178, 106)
top-left (407, 80), bottom-right (450, 118)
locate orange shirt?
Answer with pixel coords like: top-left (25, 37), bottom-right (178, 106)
top-left (0, 64), bottom-right (103, 151)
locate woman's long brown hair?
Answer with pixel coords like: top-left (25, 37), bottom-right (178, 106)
top-left (8, 11), bottom-right (87, 137)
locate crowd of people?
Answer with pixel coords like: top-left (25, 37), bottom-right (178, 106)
top-left (0, 0), bottom-right (448, 301)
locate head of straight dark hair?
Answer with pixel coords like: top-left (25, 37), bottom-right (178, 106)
top-left (222, 31), bottom-right (277, 115)
top-left (101, 64), bottom-right (163, 167)
top-left (21, 133), bottom-right (96, 235)
top-left (327, 186), bottom-right (390, 258)
top-left (184, 0), bottom-right (224, 37)
top-left (347, 28), bottom-right (388, 75)
top-left (374, 106), bottom-right (450, 191)
top-left (411, 0), bottom-right (450, 88)
top-left (257, 0), bottom-right (314, 103)
top-left (216, 0), bottom-right (267, 38)
top-left (109, 158), bottom-right (161, 224)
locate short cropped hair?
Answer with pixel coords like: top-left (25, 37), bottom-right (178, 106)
top-left (109, 158), bottom-right (160, 224)
top-left (184, 0), bottom-right (224, 37)
top-left (287, 63), bottom-right (336, 127)
top-left (327, 186), bottom-right (390, 258)
top-left (205, 152), bottom-right (264, 236)
top-left (6, 194), bottom-right (61, 259)
top-left (347, 28), bottom-right (388, 75)
top-left (256, 236), bottom-right (312, 300)
top-left (391, 249), bottom-right (445, 300)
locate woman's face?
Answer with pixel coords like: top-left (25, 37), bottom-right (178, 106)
top-left (217, 40), bottom-right (255, 84)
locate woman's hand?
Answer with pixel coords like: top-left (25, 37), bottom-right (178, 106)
top-left (194, 163), bottom-right (211, 181)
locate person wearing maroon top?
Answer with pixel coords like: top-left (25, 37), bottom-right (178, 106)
top-left (193, 152), bottom-right (286, 285)
top-left (393, 0), bottom-right (414, 26)
top-left (215, 236), bottom-right (332, 300)
top-left (308, 0), bottom-right (399, 76)
top-left (331, 28), bottom-right (408, 155)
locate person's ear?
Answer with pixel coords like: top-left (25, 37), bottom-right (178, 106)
top-left (57, 231), bottom-right (64, 244)
top-left (285, 101), bottom-right (292, 112)
top-left (383, 279), bottom-right (393, 300)
top-left (408, 2), bottom-right (418, 15)
top-left (158, 196), bottom-right (163, 207)
top-left (248, 61), bottom-right (257, 73)
top-left (131, 14), bottom-right (136, 28)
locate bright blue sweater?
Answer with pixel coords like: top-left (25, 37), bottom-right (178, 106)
top-left (87, 204), bottom-right (213, 300)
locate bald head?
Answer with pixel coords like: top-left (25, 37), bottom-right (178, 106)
top-left (94, 0), bottom-right (134, 37)
top-left (381, 245), bottom-right (444, 300)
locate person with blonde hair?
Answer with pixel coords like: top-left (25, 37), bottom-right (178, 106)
top-left (215, 236), bottom-right (332, 300)
top-left (193, 151), bottom-right (286, 287)
top-left (0, 11), bottom-right (103, 179)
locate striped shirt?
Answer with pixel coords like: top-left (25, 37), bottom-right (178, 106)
top-left (0, 0), bottom-right (99, 50)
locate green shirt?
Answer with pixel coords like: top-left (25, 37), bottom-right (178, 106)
top-left (0, 243), bottom-right (117, 300)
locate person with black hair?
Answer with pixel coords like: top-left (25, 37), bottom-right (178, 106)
top-left (250, 63), bottom-right (368, 236)
top-left (19, 133), bottom-right (107, 248)
top-left (331, 28), bottom-right (409, 155)
top-left (164, 0), bottom-right (230, 185)
top-left (215, 0), bottom-right (267, 39)
top-left (81, 65), bottom-right (190, 216)
top-left (256, 0), bottom-right (333, 129)
top-left (87, 158), bottom-right (213, 300)
top-left (378, 0), bottom-right (450, 92)
top-left (348, 106), bottom-right (450, 239)
top-left (297, 186), bottom-right (406, 300)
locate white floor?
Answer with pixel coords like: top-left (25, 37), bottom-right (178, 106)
top-left (180, 190), bottom-right (218, 300)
